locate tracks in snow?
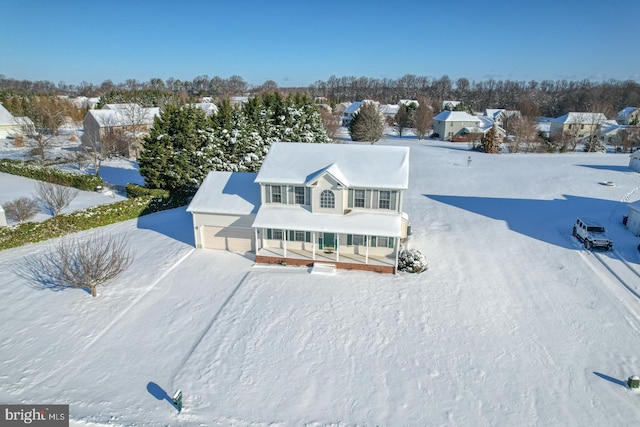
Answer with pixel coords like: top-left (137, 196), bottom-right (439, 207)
top-left (590, 250), bottom-right (640, 300)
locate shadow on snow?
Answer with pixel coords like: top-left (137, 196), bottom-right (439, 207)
top-left (424, 193), bottom-right (636, 262)
top-left (136, 206), bottom-right (195, 247)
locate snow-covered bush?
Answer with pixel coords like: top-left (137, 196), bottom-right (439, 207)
top-left (397, 248), bottom-right (428, 273)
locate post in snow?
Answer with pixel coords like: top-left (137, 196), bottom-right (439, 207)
top-left (172, 389), bottom-right (183, 412)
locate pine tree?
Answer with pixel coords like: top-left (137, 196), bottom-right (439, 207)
top-left (348, 102), bottom-right (385, 143)
top-left (479, 124), bottom-right (501, 153)
top-left (139, 105), bottom-right (211, 191)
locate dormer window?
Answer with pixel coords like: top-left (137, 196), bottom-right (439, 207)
top-left (320, 190), bottom-right (335, 208)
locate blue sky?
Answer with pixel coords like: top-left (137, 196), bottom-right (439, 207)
top-left (1, 0), bottom-right (639, 88)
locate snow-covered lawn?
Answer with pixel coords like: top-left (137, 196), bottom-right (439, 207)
top-left (2, 136), bottom-right (640, 426)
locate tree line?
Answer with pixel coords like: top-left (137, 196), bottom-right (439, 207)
top-left (2, 74), bottom-right (639, 119)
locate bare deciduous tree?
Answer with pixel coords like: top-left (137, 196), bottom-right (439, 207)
top-left (32, 233), bottom-right (133, 297)
top-left (413, 99), bottom-right (433, 140)
top-left (395, 106), bottom-right (411, 138)
top-left (319, 108), bottom-right (341, 141)
top-left (2, 197), bottom-right (39, 223)
top-left (616, 126), bottom-right (640, 153)
top-left (20, 96), bottom-right (67, 162)
top-left (510, 116), bottom-right (542, 153)
top-left (35, 181), bottom-right (79, 216)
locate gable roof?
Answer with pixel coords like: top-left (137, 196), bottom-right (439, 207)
top-left (551, 112), bottom-right (607, 124)
top-left (0, 103), bottom-right (16, 126)
top-left (255, 142), bottom-right (410, 189)
top-left (618, 107), bottom-right (638, 116)
top-left (85, 106), bottom-right (160, 127)
top-left (433, 110), bottom-right (480, 123)
top-left (187, 172), bottom-right (260, 215)
top-left (484, 109), bottom-right (505, 119)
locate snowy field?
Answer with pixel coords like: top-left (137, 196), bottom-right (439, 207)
top-left (2, 135), bottom-right (640, 426)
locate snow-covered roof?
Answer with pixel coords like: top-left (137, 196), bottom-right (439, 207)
top-left (442, 100), bottom-right (460, 108)
top-left (379, 104), bottom-right (400, 115)
top-left (433, 110), bottom-right (480, 123)
top-left (599, 120), bottom-right (622, 135)
top-left (86, 106), bottom-right (160, 127)
top-left (343, 102), bottom-right (363, 114)
top-left (255, 142), bottom-right (410, 189)
top-left (484, 109), bottom-right (505, 119)
top-left (253, 204), bottom-right (404, 236)
top-left (187, 172), bottom-right (261, 215)
top-left (192, 102), bottom-right (218, 115)
top-left (0, 102), bottom-right (16, 126)
top-left (551, 112), bottom-right (607, 124)
top-left (618, 107), bottom-right (638, 116)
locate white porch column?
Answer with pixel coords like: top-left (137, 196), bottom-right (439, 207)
top-left (394, 237), bottom-right (400, 274)
top-left (283, 233), bottom-right (287, 258)
top-left (254, 228), bottom-right (259, 252)
top-left (312, 231), bottom-right (316, 260)
top-left (336, 234), bottom-right (340, 262)
top-left (365, 235), bottom-right (370, 264)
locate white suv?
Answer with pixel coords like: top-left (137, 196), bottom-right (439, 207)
top-left (572, 217), bottom-right (613, 250)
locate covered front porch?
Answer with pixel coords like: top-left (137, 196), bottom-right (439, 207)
top-left (255, 246), bottom-right (397, 274)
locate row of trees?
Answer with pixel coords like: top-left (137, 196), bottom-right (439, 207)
top-left (139, 92), bottom-right (330, 192)
top-left (3, 74), bottom-right (639, 119)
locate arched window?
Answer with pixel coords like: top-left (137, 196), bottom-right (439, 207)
top-left (320, 190), bottom-right (335, 208)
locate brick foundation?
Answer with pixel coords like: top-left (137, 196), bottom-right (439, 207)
top-left (255, 255), bottom-right (396, 274)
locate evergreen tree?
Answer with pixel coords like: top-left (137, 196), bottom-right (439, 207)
top-left (139, 105), bottom-right (211, 191)
top-left (348, 102), bottom-right (385, 143)
top-left (479, 124), bottom-right (502, 153)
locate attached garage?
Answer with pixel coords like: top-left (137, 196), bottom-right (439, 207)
top-left (200, 225), bottom-right (255, 252)
top-left (187, 172), bottom-right (261, 254)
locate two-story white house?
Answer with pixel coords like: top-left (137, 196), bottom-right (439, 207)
top-left (188, 142), bottom-right (411, 273)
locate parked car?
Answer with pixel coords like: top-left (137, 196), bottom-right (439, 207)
top-left (572, 217), bottom-right (613, 250)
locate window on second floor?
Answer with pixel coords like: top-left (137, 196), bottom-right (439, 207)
top-left (270, 185), bottom-right (282, 203)
top-left (320, 190), bottom-right (335, 208)
top-left (354, 189), bottom-right (365, 208)
top-left (294, 186), bottom-right (306, 204)
top-left (379, 191), bottom-right (391, 209)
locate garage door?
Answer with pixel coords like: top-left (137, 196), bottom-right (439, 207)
top-left (201, 226), bottom-right (254, 253)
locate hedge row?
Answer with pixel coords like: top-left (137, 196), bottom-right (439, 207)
top-left (0, 159), bottom-right (103, 191)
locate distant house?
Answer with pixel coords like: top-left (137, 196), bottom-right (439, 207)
top-left (341, 100), bottom-right (379, 126)
top-left (192, 102), bottom-right (218, 116)
top-left (229, 96), bottom-right (249, 108)
top-left (379, 104), bottom-right (400, 122)
top-left (0, 103), bottom-right (24, 139)
top-left (433, 111), bottom-right (481, 141)
top-left (615, 107), bottom-right (640, 125)
top-left (442, 100), bottom-right (460, 110)
top-left (483, 109), bottom-right (521, 128)
top-left (625, 200), bottom-right (640, 236)
top-left (549, 112), bottom-right (607, 142)
top-left (188, 142), bottom-right (411, 273)
top-left (81, 103), bottom-right (160, 158)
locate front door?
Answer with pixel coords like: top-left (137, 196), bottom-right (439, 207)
top-left (323, 233), bottom-right (335, 250)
